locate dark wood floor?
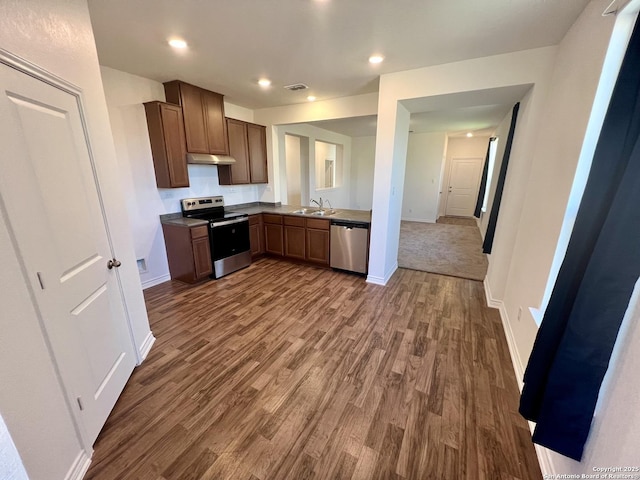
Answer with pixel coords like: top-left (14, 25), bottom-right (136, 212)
top-left (86, 258), bottom-right (541, 480)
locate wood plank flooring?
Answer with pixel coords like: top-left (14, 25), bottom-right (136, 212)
top-left (85, 258), bottom-right (542, 480)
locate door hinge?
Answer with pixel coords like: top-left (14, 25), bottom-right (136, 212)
top-left (77, 396), bottom-right (84, 411)
top-left (36, 272), bottom-right (45, 290)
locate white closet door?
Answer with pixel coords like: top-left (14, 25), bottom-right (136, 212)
top-left (0, 63), bottom-right (136, 445)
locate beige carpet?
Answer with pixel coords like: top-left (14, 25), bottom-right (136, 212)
top-left (398, 218), bottom-right (488, 280)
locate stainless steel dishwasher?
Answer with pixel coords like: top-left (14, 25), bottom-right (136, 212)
top-left (330, 221), bottom-right (369, 274)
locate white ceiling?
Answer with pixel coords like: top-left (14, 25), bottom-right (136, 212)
top-left (87, 0), bottom-right (589, 110)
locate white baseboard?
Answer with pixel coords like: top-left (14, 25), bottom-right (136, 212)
top-left (482, 277), bottom-right (554, 476)
top-left (64, 450), bottom-right (91, 480)
top-left (141, 273), bottom-right (170, 290)
top-left (366, 262), bottom-right (398, 286)
top-left (482, 277), bottom-right (524, 388)
top-left (138, 331), bottom-right (156, 364)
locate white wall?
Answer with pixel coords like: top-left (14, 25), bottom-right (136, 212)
top-left (484, 1), bottom-right (640, 475)
top-left (350, 136), bottom-right (376, 210)
top-left (0, 0), bottom-right (152, 478)
top-left (485, 0), bottom-right (616, 373)
top-left (0, 415), bottom-right (28, 480)
top-left (275, 123), bottom-right (352, 208)
top-left (254, 94), bottom-right (378, 204)
top-left (401, 132), bottom-right (447, 223)
top-left (285, 134), bottom-right (302, 205)
top-left (100, 66), bottom-right (260, 288)
top-left (369, 46), bottom-right (558, 284)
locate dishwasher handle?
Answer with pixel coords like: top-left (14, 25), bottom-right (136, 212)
top-left (331, 220), bottom-right (369, 229)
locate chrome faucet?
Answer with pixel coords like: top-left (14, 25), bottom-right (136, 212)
top-left (310, 197), bottom-right (324, 210)
top-left (325, 199), bottom-right (333, 210)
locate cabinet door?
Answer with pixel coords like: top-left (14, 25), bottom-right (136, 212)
top-left (247, 123), bottom-right (268, 184)
top-left (203, 90), bottom-right (229, 155)
top-left (306, 228), bottom-right (330, 265)
top-left (192, 235), bottom-right (213, 279)
top-left (249, 223), bottom-right (263, 257)
top-left (178, 82), bottom-right (209, 154)
top-left (284, 225), bottom-right (306, 260)
top-left (159, 103), bottom-right (189, 187)
top-left (144, 101), bottom-right (188, 188)
top-left (264, 224), bottom-right (283, 256)
top-left (224, 118), bottom-right (251, 184)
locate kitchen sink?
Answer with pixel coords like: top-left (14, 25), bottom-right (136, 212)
top-left (288, 208), bottom-right (338, 216)
top-left (310, 209), bottom-right (337, 216)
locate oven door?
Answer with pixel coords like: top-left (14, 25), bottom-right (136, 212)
top-left (209, 217), bottom-right (250, 261)
top-left (209, 216), bottom-right (251, 278)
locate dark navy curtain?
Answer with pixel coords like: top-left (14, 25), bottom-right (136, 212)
top-left (482, 103), bottom-right (519, 254)
top-left (474, 137), bottom-right (496, 218)
top-left (520, 17), bottom-right (640, 461)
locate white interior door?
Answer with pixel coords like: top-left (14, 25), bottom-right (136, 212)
top-left (0, 63), bottom-right (136, 445)
top-left (445, 157), bottom-right (483, 217)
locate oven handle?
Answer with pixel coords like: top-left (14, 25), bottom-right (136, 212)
top-left (210, 217), bottom-right (249, 228)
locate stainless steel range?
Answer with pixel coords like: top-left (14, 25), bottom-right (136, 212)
top-left (181, 196), bottom-right (251, 278)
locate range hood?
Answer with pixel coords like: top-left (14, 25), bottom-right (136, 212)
top-left (187, 153), bottom-right (236, 165)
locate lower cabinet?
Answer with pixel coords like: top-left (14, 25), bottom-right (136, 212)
top-left (262, 214), bottom-right (330, 267)
top-left (284, 216), bottom-right (306, 260)
top-left (304, 218), bottom-right (330, 265)
top-left (249, 214), bottom-right (265, 258)
top-left (263, 214), bottom-right (284, 256)
top-left (162, 223), bottom-right (212, 283)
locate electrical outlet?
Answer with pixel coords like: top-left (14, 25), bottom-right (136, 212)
top-left (517, 306), bottom-right (523, 321)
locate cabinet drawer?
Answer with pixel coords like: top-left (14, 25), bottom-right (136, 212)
top-left (190, 225), bottom-right (209, 239)
top-left (248, 214), bottom-right (262, 226)
top-left (306, 218), bottom-right (330, 230)
top-left (284, 216), bottom-right (305, 227)
top-left (263, 214), bottom-right (283, 225)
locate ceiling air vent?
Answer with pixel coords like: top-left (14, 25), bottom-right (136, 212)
top-left (284, 83), bottom-right (309, 91)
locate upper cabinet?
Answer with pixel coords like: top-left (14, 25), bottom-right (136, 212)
top-left (143, 101), bottom-right (189, 188)
top-left (163, 80), bottom-right (229, 156)
top-left (219, 118), bottom-right (268, 185)
top-left (247, 123), bottom-right (268, 184)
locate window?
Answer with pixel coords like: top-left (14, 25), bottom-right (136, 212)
top-left (315, 140), bottom-right (341, 189)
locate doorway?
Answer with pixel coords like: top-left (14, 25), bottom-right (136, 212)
top-left (444, 157), bottom-right (484, 217)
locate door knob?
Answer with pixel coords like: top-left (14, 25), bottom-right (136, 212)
top-left (107, 258), bottom-right (122, 269)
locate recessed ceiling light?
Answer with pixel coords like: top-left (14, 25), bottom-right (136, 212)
top-left (307, 95), bottom-right (316, 102)
top-left (466, 132), bottom-right (473, 138)
top-left (258, 78), bottom-right (272, 87)
top-left (168, 39), bottom-right (188, 49)
top-left (369, 55), bottom-right (384, 64)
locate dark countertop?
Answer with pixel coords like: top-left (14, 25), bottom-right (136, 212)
top-left (228, 203), bottom-right (372, 225)
top-left (159, 212), bottom-right (208, 227)
top-left (160, 202), bottom-right (371, 226)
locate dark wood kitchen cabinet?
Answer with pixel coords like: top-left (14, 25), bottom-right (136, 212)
top-left (248, 214), bottom-right (265, 258)
top-left (143, 101), bottom-right (189, 188)
top-left (220, 118), bottom-right (251, 184)
top-left (247, 123), bottom-right (268, 183)
top-left (284, 216), bottom-right (305, 260)
top-left (163, 80), bottom-right (229, 155)
top-left (263, 214), bottom-right (330, 267)
top-left (263, 214), bottom-right (283, 256)
top-left (305, 218), bottom-right (330, 265)
top-left (218, 119), bottom-right (268, 185)
top-left (162, 223), bottom-right (212, 283)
